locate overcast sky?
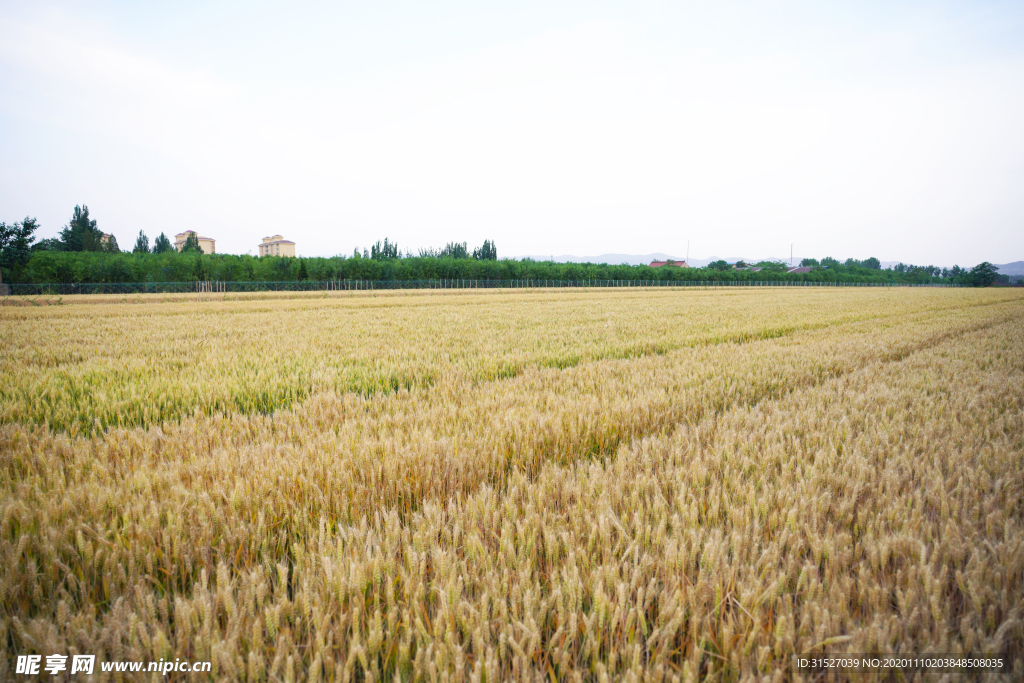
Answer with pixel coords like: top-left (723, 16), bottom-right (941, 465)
top-left (1, 1), bottom-right (1022, 265)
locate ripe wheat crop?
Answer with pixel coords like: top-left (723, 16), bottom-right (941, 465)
top-left (1, 288), bottom-right (1022, 681)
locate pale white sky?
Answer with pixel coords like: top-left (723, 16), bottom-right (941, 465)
top-left (1, 1), bottom-right (1022, 265)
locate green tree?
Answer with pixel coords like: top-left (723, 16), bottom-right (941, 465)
top-left (473, 240), bottom-right (497, 260)
top-left (181, 232), bottom-right (203, 253)
top-left (59, 205), bottom-right (105, 252)
top-left (800, 258), bottom-right (819, 267)
top-left (969, 261), bottom-right (999, 287)
top-left (440, 241), bottom-right (468, 259)
top-left (371, 238), bottom-right (399, 260)
top-left (1, 217), bottom-right (39, 276)
top-left (706, 260), bottom-right (730, 271)
top-left (297, 259), bottom-right (309, 280)
top-left (153, 233), bottom-right (173, 254)
top-left (32, 237), bottom-right (64, 252)
top-left (192, 252), bottom-right (210, 280)
top-left (863, 257), bottom-right (881, 270)
top-left (133, 230), bottom-right (150, 254)
top-left (102, 233), bottom-right (120, 253)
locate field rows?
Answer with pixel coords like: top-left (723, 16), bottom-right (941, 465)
top-left (1, 289), bottom-right (1022, 681)
top-left (1, 289), bottom-right (1013, 433)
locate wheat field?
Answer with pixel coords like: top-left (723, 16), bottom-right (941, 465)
top-left (1, 288), bottom-right (1022, 681)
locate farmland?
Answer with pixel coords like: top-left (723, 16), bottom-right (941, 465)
top-left (2, 287), bottom-right (1023, 681)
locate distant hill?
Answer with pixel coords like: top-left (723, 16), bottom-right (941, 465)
top-left (516, 253), bottom-right (685, 266)
top-left (514, 254), bottom-right (802, 267)
top-left (514, 255), bottom-right (1024, 271)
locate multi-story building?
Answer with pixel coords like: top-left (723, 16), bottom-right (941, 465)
top-left (174, 231), bottom-right (216, 254)
top-left (259, 235), bottom-right (296, 257)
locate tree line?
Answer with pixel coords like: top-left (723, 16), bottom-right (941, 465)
top-left (364, 238), bottom-right (498, 261)
top-left (0, 207), bottom-right (1006, 287)
top-left (10, 250), bottom-right (1004, 287)
top-left (704, 256), bottom-right (1002, 286)
top-left (0, 205), bottom-right (199, 282)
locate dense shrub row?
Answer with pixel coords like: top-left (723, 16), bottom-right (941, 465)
top-left (11, 250), bottom-right (967, 285)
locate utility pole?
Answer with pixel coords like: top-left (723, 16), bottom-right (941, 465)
top-left (791, 244), bottom-right (793, 267)
top-left (686, 241), bottom-right (690, 264)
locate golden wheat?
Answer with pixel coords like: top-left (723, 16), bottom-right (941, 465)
top-left (1, 288), bottom-right (1022, 681)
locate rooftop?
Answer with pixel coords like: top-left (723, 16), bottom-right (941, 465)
top-left (175, 230), bottom-right (215, 240)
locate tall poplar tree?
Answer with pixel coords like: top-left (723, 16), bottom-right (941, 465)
top-left (133, 231), bottom-right (150, 253)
